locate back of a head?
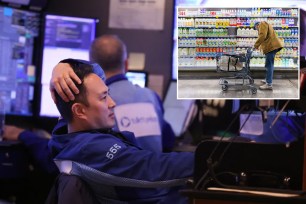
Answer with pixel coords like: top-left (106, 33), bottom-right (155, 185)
top-left (55, 61), bottom-right (94, 122)
top-left (89, 35), bottom-right (127, 72)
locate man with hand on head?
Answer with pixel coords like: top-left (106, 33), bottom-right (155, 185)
top-left (50, 35), bottom-right (175, 152)
top-left (48, 59), bottom-right (193, 203)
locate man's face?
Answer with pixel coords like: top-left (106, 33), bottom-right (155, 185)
top-left (83, 73), bottom-right (116, 129)
top-left (255, 24), bottom-right (259, 31)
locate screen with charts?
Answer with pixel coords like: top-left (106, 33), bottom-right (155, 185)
top-left (163, 81), bottom-right (195, 137)
top-left (0, 6), bottom-right (40, 116)
top-left (126, 70), bottom-right (148, 88)
top-left (39, 14), bottom-right (97, 117)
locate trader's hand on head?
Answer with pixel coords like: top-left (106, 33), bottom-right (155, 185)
top-left (3, 125), bottom-right (25, 141)
top-left (49, 63), bottom-right (81, 102)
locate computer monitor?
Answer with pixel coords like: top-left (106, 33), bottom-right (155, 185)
top-left (39, 14), bottom-right (97, 117)
top-left (126, 70), bottom-right (148, 88)
top-left (0, 6), bottom-right (40, 116)
top-left (163, 80), bottom-right (195, 137)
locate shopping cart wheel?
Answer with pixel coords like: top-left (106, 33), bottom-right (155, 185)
top-left (251, 88), bottom-right (257, 94)
top-left (222, 85), bottom-right (228, 91)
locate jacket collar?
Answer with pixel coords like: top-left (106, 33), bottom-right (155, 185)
top-left (106, 74), bottom-right (128, 86)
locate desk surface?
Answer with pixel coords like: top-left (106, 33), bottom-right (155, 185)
top-left (181, 189), bottom-right (306, 204)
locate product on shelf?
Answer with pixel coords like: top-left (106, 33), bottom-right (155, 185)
top-left (177, 7), bottom-right (299, 70)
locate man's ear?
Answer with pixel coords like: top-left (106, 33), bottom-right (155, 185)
top-left (71, 103), bottom-right (87, 120)
top-left (124, 59), bottom-right (128, 73)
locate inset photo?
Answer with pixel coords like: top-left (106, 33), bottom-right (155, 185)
top-left (177, 7), bottom-right (300, 99)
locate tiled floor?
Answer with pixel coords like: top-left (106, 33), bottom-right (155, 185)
top-left (177, 78), bottom-right (299, 99)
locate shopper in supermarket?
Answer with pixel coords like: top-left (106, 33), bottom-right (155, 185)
top-left (49, 59), bottom-right (193, 203)
top-left (49, 34), bottom-right (176, 153)
top-left (254, 21), bottom-right (284, 90)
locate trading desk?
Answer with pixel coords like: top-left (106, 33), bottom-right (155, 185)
top-left (0, 140), bottom-right (56, 203)
top-left (181, 189), bottom-right (306, 204)
top-left (186, 139), bottom-right (306, 204)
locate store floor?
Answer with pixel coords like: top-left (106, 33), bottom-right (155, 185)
top-left (177, 78), bottom-right (299, 99)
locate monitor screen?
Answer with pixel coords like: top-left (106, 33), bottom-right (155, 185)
top-left (0, 6), bottom-right (40, 116)
top-left (126, 70), bottom-right (148, 88)
top-left (163, 81), bottom-right (195, 137)
top-left (39, 14), bottom-right (97, 117)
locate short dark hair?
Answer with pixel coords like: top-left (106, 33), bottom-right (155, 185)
top-left (89, 35), bottom-right (127, 72)
top-left (55, 61), bottom-right (94, 122)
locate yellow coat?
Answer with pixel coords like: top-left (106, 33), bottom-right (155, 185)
top-left (254, 21), bottom-right (284, 54)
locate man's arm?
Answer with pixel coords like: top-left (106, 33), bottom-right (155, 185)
top-left (3, 125), bottom-right (58, 174)
top-left (80, 134), bottom-right (194, 183)
top-left (49, 62), bottom-right (81, 102)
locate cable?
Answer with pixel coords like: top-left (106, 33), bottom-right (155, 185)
top-left (194, 103), bottom-right (252, 190)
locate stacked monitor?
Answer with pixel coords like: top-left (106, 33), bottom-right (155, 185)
top-left (163, 81), bottom-right (195, 137)
top-left (39, 14), bottom-right (97, 117)
top-left (126, 70), bottom-right (148, 88)
top-left (0, 5), bottom-right (40, 116)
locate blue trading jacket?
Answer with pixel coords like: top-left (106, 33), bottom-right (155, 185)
top-left (19, 130), bottom-right (58, 174)
top-left (49, 119), bottom-right (194, 203)
top-left (106, 74), bottom-right (176, 152)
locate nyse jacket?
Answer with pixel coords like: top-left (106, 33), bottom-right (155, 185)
top-left (48, 119), bottom-right (194, 203)
top-left (254, 21), bottom-right (284, 54)
top-left (106, 74), bottom-right (175, 152)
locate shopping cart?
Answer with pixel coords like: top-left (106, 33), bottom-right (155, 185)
top-left (216, 48), bottom-right (257, 94)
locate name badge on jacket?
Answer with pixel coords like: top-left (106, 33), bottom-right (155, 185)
top-left (114, 103), bottom-right (161, 138)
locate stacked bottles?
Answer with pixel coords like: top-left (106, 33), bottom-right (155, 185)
top-left (237, 28), bottom-right (258, 36)
top-left (236, 38), bottom-right (256, 47)
top-left (274, 28), bottom-right (298, 37)
top-left (179, 38), bottom-right (237, 47)
top-left (196, 8), bottom-right (236, 17)
top-left (280, 38), bottom-right (299, 47)
top-left (178, 18), bottom-right (194, 27)
top-left (250, 57), bottom-right (296, 68)
top-left (178, 37), bottom-right (196, 47)
top-left (194, 18), bottom-right (232, 27)
top-left (178, 57), bottom-right (217, 67)
top-left (177, 28), bottom-right (229, 37)
top-left (237, 8), bottom-right (298, 17)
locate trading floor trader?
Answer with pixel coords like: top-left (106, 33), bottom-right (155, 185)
top-left (50, 35), bottom-right (175, 152)
top-left (49, 59), bottom-right (194, 203)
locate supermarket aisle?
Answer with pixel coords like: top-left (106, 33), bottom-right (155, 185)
top-left (177, 78), bottom-right (298, 99)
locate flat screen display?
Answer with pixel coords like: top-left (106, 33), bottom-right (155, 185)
top-left (39, 14), bottom-right (97, 117)
top-left (163, 81), bottom-right (195, 137)
top-left (126, 70), bottom-right (148, 88)
top-left (0, 6), bottom-right (40, 116)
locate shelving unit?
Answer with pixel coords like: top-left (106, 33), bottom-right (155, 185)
top-left (177, 7), bottom-right (299, 72)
